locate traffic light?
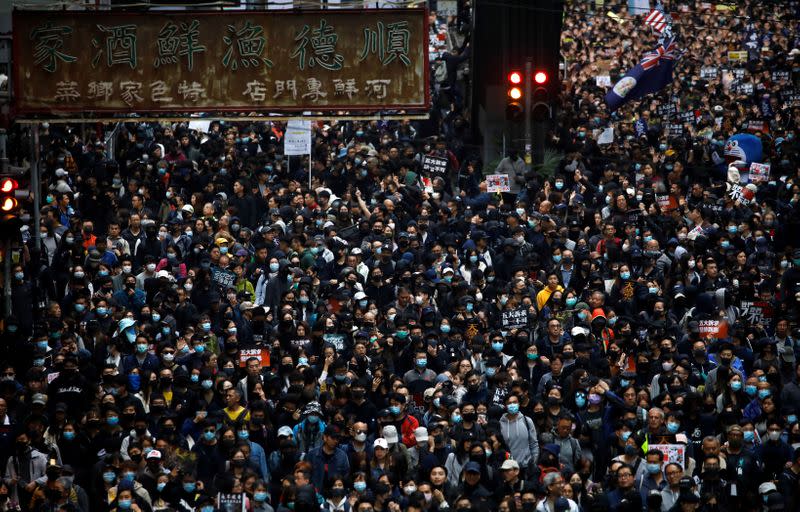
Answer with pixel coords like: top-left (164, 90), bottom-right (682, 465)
top-left (506, 70), bottom-right (524, 121)
top-left (0, 177), bottom-right (26, 241)
top-left (531, 69), bottom-right (553, 122)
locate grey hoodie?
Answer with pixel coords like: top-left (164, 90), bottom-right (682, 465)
top-left (499, 413), bottom-right (539, 467)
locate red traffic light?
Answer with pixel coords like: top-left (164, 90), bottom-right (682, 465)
top-left (534, 71), bottom-right (549, 85)
top-left (508, 71), bottom-right (522, 85)
top-left (0, 178), bottom-right (18, 194)
top-left (0, 197), bottom-right (17, 212)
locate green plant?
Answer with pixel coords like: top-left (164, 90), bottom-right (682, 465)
top-left (532, 148), bottom-right (564, 179)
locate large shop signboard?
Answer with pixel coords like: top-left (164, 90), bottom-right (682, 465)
top-left (13, 9), bottom-right (429, 114)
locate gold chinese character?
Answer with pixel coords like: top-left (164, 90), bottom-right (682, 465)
top-left (150, 81), bottom-right (173, 103)
top-left (120, 81), bottom-right (144, 106)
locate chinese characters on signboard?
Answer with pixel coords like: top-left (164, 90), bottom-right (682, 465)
top-left (13, 9), bottom-right (428, 113)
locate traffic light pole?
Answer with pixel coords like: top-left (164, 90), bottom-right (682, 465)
top-left (0, 130), bottom-right (7, 318)
top-left (524, 59), bottom-right (532, 166)
top-left (31, 125), bottom-right (41, 248)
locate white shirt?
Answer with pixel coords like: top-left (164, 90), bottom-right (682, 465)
top-left (536, 497), bottom-right (580, 512)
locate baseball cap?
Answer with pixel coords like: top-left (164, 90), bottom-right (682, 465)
top-left (32, 393), bottom-right (47, 406)
top-left (414, 427), bottom-right (429, 442)
top-left (464, 461), bottom-right (481, 473)
top-left (500, 459), bottom-right (520, 470)
top-left (382, 425), bottom-right (399, 445)
top-left (277, 426), bottom-right (293, 438)
top-left (145, 449), bottom-right (162, 460)
top-left (373, 438), bottom-right (389, 449)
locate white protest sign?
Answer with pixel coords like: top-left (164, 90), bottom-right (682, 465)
top-left (597, 127), bottom-right (614, 145)
top-left (284, 120), bottom-right (312, 155)
top-left (188, 120), bottom-right (211, 133)
top-left (486, 174), bottom-right (510, 192)
top-left (749, 162), bottom-right (770, 183)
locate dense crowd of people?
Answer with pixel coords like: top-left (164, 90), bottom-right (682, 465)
top-left (3, 0), bottom-right (800, 511)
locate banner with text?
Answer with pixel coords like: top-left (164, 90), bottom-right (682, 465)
top-left (13, 9), bottom-right (429, 114)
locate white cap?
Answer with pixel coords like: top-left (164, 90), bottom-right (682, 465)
top-left (373, 438), bottom-right (389, 449)
top-left (277, 426), bottom-right (293, 437)
top-left (414, 427), bottom-right (429, 442)
top-left (382, 425), bottom-right (399, 445)
top-left (354, 291), bottom-right (367, 301)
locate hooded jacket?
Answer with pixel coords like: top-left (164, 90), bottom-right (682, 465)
top-left (499, 412), bottom-right (539, 467)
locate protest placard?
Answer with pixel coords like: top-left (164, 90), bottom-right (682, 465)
top-left (698, 319), bottom-right (728, 339)
top-left (650, 444), bottom-right (686, 468)
top-left (421, 155), bottom-right (449, 177)
top-left (656, 194), bottom-right (678, 211)
top-left (595, 75), bottom-right (612, 87)
top-left (486, 174), bottom-right (511, 192)
top-left (218, 493), bottom-right (245, 512)
top-left (239, 348), bottom-right (271, 368)
top-left (501, 308), bottom-right (529, 330)
top-left (749, 162), bottom-right (770, 183)
top-left (212, 268), bottom-right (236, 290)
top-left (700, 67), bottom-right (718, 79)
top-left (728, 51), bottom-right (747, 63)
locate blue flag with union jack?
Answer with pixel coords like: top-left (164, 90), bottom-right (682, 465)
top-left (605, 38), bottom-right (681, 112)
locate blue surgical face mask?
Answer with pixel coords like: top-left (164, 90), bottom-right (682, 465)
top-left (731, 381), bottom-right (742, 392)
top-left (527, 353), bottom-right (539, 360)
top-left (646, 463), bottom-right (661, 474)
top-left (118, 499), bottom-right (132, 510)
top-left (745, 384), bottom-right (757, 397)
top-left (485, 367), bottom-right (496, 377)
top-left (298, 357), bottom-right (308, 366)
top-left (389, 405), bottom-right (401, 416)
top-left (788, 415), bottom-right (798, 424)
top-left (506, 403), bottom-right (519, 414)
top-left (620, 379), bottom-right (630, 388)
top-left (63, 431), bottom-right (76, 441)
top-left (103, 472), bottom-right (116, 483)
top-left (238, 430), bottom-right (249, 440)
top-left (620, 271), bottom-right (631, 280)
top-left (466, 303), bottom-right (474, 312)
top-left (469, 255), bottom-right (478, 264)
top-left (183, 482), bottom-right (197, 493)
top-left (203, 431), bottom-right (216, 442)
top-left (492, 341), bottom-right (504, 352)
top-left (201, 322), bottom-right (211, 331)
top-left (354, 481), bottom-right (367, 492)
top-left (566, 297), bottom-right (578, 307)
top-left (667, 422), bottom-right (680, 434)
top-left (743, 430), bottom-right (755, 442)
top-left (128, 374), bottom-right (141, 391)
top-left (254, 491), bottom-right (268, 502)
top-left (125, 330), bottom-right (137, 343)
top-left (575, 395), bottom-right (586, 408)
top-left (758, 389), bottom-right (771, 399)
top-left (162, 326), bottom-right (170, 335)
top-left (201, 379), bottom-right (213, 390)
top-left (553, 254), bottom-right (562, 263)
top-left (620, 431), bottom-right (632, 441)
top-left (416, 358), bottom-right (427, 368)
top-left (195, 344), bottom-right (205, 353)
top-left (451, 413), bottom-right (462, 424)
top-left (648, 287), bottom-right (659, 295)
top-left (440, 324), bottom-right (451, 333)
top-left (269, 263), bottom-right (280, 272)
top-left (156, 482), bottom-right (167, 492)
top-left (107, 416), bottom-right (119, 426)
